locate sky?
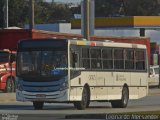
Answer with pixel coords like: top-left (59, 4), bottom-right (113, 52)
top-left (46, 0), bottom-right (81, 3)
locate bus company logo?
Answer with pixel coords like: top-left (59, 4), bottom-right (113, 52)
top-left (89, 75), bottom-right (96, 80)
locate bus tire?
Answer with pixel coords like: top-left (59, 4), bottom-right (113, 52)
top-left (73, 86), bottom-right (90, 110)
top-left (4, 78), bottom-right (15, 93)
top-left (33, 101), bottom-right (44, 110)
top-left (111, 87), bottom-right (129, 108)
top-left (86, 85), bottom-right (90, 108)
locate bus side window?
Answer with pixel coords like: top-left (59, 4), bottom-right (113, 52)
top-left (102, 48), bottom-right (113, 69)
top-left (70, 50), bottom-right (80, 79)
top-left (125, 49), bottom-right (134, 70)
top-left (135, 50), bottom-right (145, 70)
top-left (70, 45), bottom-right (79, 68)
top-left (114, 49), bottom-right (124, 69)
top-left (72, 52), bottom-right (79, 68)
top-left (90, 48), bottom-right (102, 69)
top-left (81, 48), bottom-right (90, 69)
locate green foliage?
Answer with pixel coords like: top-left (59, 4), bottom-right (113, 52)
top-left (0, 0), bottom-right (5, 28)
top-left (0, 0), bottom-right (160, 28)
top-left (0, 0), bottom-right (72, 28)
top-left (8, 0), bottom-right (29, 27)
top-left (34, 2), bottom-right (71, 23)
top-left (95, 0), bottom-right (122, 17)
top-left (124, 0), bottom-right (160, 16)
top-left (95, 0), bottom-right (160, 17)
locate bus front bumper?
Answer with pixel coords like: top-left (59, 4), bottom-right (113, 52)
top-left (16, 89), bottom-right (68, 102)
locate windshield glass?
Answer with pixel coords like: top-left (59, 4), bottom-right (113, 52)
top-left (17, 51), bottom-right (67, 78)
top-left (0, 52), bottom-right (9, 63)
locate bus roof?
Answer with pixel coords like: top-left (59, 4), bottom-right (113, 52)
top-left (18, 38), bottom-right (146, 49)
top-left (69, 39), bottom-right (147, 49)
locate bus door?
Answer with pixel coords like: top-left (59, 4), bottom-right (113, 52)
top-left (69, 46), bottom-right (82, 99)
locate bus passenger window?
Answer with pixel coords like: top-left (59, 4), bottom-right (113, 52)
top-left (135, 50), bottom-right (145, 70)
top-left (90, 49), bottom-right (102, 69)
top-left (102, 49), bottom-right (113, 69)
top-left (82, 59), bottom-right (90, 69)
top-left (114, 49), bottom-right (124, 69)
top-left (73, 52), bottom-right (78, 68)
top-left (81, 48), bottom-right (90, 69)
top-left (125, 50), bottom-right (134, 70)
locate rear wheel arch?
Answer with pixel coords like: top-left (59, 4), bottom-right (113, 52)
top-left (84, 84), bottom-right (90, 97)
top-left (111, 84), bottom-right (129, 108)
top-left (123, 83), bottom-right (129, 98)
top-left (73, 83), bottom-right (91, 110)
top-left (84, 84), bottom-right (90, 108)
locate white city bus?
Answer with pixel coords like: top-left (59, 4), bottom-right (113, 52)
top-left (16, 39), bottom-right (148, 110)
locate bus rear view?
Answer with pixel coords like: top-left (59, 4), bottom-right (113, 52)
top-left (16, 39), bottom-right (69, 109)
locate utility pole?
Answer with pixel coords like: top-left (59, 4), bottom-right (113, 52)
top-left (83, 0), bottom-right (90, 40)
top-left (4, 0), bottom-right (8, 28)
top-left (29, 0), bottom-right (34, 29)
top-left (82, 0), bottom-right (95, 40)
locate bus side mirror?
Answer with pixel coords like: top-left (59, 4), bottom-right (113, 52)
top-left (9, 54), bottom-right (15, 63)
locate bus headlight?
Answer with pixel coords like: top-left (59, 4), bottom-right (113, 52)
top-left (60, 81), bottom-right (68, 91)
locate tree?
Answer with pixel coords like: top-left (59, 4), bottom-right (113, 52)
top-left (8, 0), bottom-right (29, 27)
top-left (0, 0), bottom-right (5, 28)
top-left (34, 2), bottom-right (71, 23)
top-left (123, 0), bottom-right (160, 16)
top-left (1, 0), bottom-right (160, 28)
top-left (95, 0), bottom-right (160, 17)
top-left (95, 0), bottom-right (122, 17)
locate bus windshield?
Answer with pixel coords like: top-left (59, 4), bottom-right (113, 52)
top-left (0, 52), bottom-right (9, 63)
top-left (17, 51), bottom-right (67, 78)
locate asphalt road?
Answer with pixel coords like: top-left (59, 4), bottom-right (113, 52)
top-left (0, 88), bottom-right (159, 120)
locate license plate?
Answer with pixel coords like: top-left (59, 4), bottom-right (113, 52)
top-left (36, 94), bottom-right (46, 99)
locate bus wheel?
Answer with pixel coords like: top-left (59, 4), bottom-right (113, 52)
top-left (33, 101), bottom-right (44, 110)
top-left (73, 86), bottom-right (89, 110)
top-left (4, 78), bottom-right (15, 93)
top-left (111, 87), bottom-right (129, 108)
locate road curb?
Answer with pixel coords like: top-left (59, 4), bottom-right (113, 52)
top-left (149, 93), bottom-right (160, 96)
top-left (0, 93), bottom-right (16, 103)
top-left (149, 88), bottom-right (160, 96)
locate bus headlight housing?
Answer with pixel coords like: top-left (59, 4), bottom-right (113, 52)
top-left (60, 80), bottom-right (68, 91)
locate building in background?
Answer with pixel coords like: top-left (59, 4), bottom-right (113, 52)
top-left (25, 23), bottom-right (160, 44)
